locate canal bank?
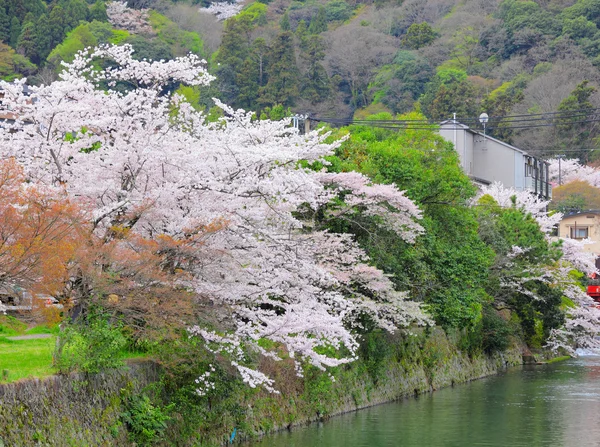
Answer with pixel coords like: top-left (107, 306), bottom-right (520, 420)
top-left (0, 328), bottom-right (527, 446)
top-left (251, 356), bottom-right (600, 447)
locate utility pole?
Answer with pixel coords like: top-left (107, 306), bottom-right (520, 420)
top-left (557, 154), bottom-right (564, 186)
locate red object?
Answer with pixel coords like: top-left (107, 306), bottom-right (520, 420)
top-left (587, 285), bottom-right (600, 302)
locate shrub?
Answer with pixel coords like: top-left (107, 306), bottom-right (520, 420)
top-left (54, 308), bottom-right (127, 373)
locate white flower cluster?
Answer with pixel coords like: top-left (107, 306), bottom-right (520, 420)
top-left (0, 44), bottom-right (428, 392)
top-left (106, 2), bottom-right (153, 34)
top-left (195, 364), bottom-right (217, 396)
top-left (199, 0), bottom-right (244, 21)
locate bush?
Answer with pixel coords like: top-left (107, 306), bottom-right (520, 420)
top-left (122, 393), bottom-right (174, 446)
top-left (481, 306), bottom-right (512, 354)
top-left (54, 308), bottom-right (127, 373)
top-left (324, 0), bottom-right (352, 22)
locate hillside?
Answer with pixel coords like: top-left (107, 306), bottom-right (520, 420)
top-left (3, 0), bottom-right (600, 157)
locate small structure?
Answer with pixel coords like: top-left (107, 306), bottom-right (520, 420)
top-left (557, 211), bottom-right (600, 254)
top-left (439, 120), bottom-right (552, 199)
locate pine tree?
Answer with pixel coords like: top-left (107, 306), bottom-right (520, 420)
top-left (89, 0), bottom-right (108, 22)
top-left (34, 13), bottom-right (51, 62)
top-left (301, 35), bottom-right (330, 103)
top-left (0, 0), bottom-right (10, 43)
top-left (49, 4), bottom-right (67, 48)
top-left (308, 6), bottom-right (327, 34)
top-left (260, 31), bottom-right (299, 107)
top-left (280, 11), bottom-right (290, 31)
top-left (17, 20), bottom-right (37, 62)
top-left (8, 16), bottom-right (20, 48)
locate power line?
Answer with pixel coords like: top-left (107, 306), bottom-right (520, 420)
top-left (311, 107), bottom-right (600, 131)
top-left (311, 114), bottom-right (600, 132)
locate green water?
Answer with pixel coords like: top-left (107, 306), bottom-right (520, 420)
top-left (250, 356), bottom-right (600, 446)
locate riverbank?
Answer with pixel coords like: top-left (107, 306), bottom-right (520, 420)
top-left (0, 328), bottom-right (527, 446)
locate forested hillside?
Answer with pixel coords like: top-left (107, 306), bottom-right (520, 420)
top-left (3, 0), bottom-right (600, 160)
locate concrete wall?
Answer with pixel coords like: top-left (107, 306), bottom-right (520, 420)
top-left (0, 332), bottom-right (526, 447)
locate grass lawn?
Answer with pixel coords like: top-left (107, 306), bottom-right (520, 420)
top-left (0, 316), bottom-right (152, 383)
top-left (0, 336), bottom-right (57, 383)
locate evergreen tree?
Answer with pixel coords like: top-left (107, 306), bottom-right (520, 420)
top-left (34, 13), bottom-right (52, 62)
top-left (0, 0), bottom-right (10, 43)
top-left (308, 6), bottom-right (327, 34)
top-left (555, 80), bottom-right (598, 161)
top-left (301, 35), bottom-right (330, 102)
top-left (280, 11), bottom-right (290, 31)
top-left (295, 19), bottom-right (308, 44)
top-left (17, 20), bottom-right (37, 62)
top-left (236, 38), bottom-right (268, 110)
top-left (49, 4), bottom-right (67, 47)
top-left (64, 0), bottom-right (88, 29)
top-left (214, 15), bottom-right (254, 104)
top-left (260, 31), bottom-right (299, 107)
top-left (8, 16), bottom-right (20, 47)
top-left (89, 0), bottom-right (108, 22)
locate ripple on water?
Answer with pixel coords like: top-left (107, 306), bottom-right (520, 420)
top-left (249, 358), bottom-right (600, 447)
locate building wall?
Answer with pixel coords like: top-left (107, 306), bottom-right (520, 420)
top-left (472, 137), bottom-right (519, 189)
top-left (439, 126), bottom-right (473, 175)
top-left (558, 214), bottom-right (600, 254)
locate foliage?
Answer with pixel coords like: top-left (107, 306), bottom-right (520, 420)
top-left (147, 10), bottom-right (205, 57)
top-left (328, 114), bottom-right (494, 328)
top-left (54, 307), bottom-right (128, 374)
top-left (121, 392), bottom-right (174, 446)
top-left (551, 180), bottom-right (600, 213)
top-left (402, 22), bottom-right (437, 49)
top-left (0, 159), bottom-right (85, 295)
top-left (47, 21), bottom-right (129, 67)
top-left (1, 45), bottom-right (430, 391)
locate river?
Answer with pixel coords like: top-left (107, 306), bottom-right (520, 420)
top-left (250, 354), bottom-right (600, 447)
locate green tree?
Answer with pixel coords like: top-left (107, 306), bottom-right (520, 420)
top-left (481, 78), bottom-right (526, 143)
top-left (280, 11), bottom-right (290, 31)
top-left (63, 0), bottom-right (89, 29)
top-left (555, 80), bottom-right (598, 161)
top-left (295, 19), bottom-right (308, 43)
top-left (476, 196), bottom-right (563, 345)
top-left (402, 22), bottom-right (437, 49)
top-left (260, 31), bottom-right (299, 107)
top-left (89, 0), bottom-right (108, 22)
top-left (8, 16), bottom-right (20, 47)
top-left (34, 14), bottom-right (52, 62)
top-left (0, 0), bottom-right (9, 43)
top-left (49, 4), bottom-right (68, 47)
top-left (301, 34), bottom-right (330, 102)
top-left (327, 113), bottom-right (494, 328)
top-left (16, 20), bottom-right (37, 62)
top-left (214, 15), bottom-right (254, 103)
top-left (308, 6), bottom-right (327, 34)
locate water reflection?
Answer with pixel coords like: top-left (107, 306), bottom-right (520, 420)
top-left (250, 357), bottom-right (600, 447)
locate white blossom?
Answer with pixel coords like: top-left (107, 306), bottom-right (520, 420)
top-left (0, 44), bottom-right (429, 391)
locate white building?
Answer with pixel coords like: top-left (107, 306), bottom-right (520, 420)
top-left (439, 121), bottom-right (552, 199)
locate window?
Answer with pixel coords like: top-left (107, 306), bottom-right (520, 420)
top-left (570, 227), bottom-right (589, 239)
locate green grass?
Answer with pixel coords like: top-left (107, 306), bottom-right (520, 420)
top-left (0, 315), bottom-right (27, 336)
top-left (26, 325), bottom-right (60, 336)
top-left (0, 336), bottom-right (57, 382)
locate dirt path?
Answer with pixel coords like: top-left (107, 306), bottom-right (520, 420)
top-left (5, 334), bottom-right (53, 340)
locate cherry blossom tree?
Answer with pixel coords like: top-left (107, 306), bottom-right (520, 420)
top-left (548, 158), bottom-right (600, 188)
top-left (0, 44), bottom-right (429, 390)
top-left (478, 182), bottom-right (562, 234)
top-left (479, 182), bottom-right (600, 354)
